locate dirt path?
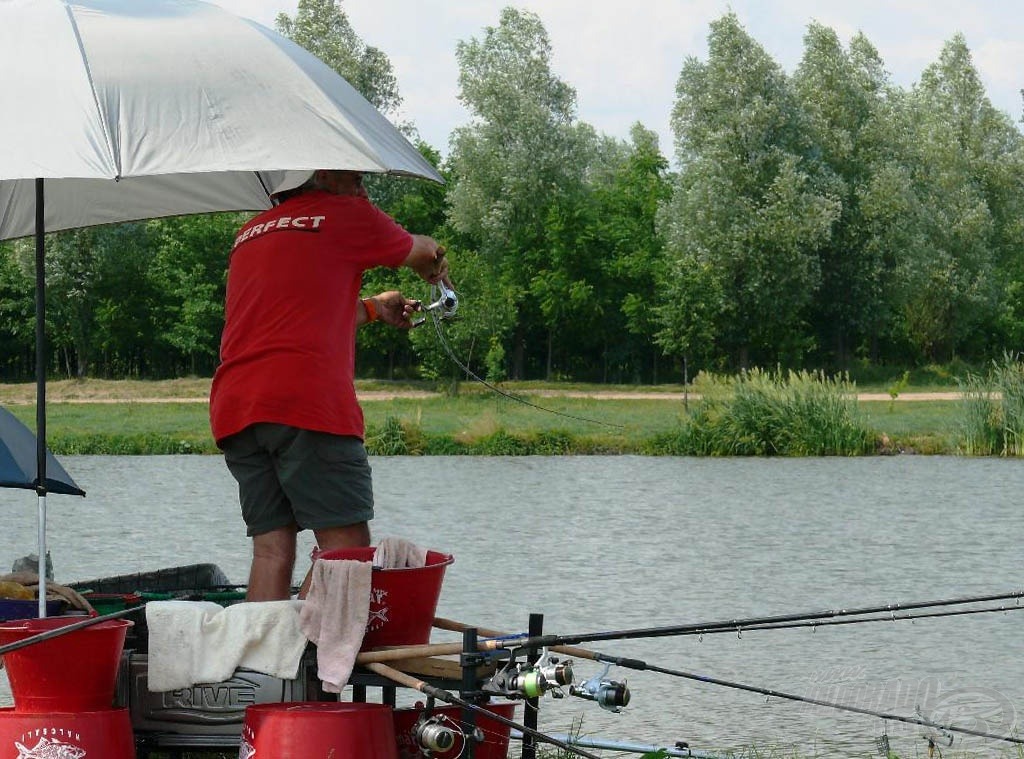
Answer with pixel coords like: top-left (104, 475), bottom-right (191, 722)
top-left (0, 385), bottom-right (965, 404)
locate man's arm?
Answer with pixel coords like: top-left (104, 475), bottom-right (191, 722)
top-left (404, 234), bottom-right (449, 285)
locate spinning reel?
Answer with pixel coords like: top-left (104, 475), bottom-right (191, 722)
top-left (407, 697), bottom-right (481, 758)
top-left (483, 650), bottom-right (573, 699)
top-left (412, 280), bottom-right (458, 326)
top-left (568, 662), bottom-right (631, 713)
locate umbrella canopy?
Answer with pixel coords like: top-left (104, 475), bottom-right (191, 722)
top-left (0, 0), bottom-right (441, 615)
top-left (0, 408), bottom-right (83, 496)
top-left (0, 0), bottom-right (441, 240)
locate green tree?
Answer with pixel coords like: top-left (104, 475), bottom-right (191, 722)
top-left (0, 243), bottom-right (34, 379)
top-left (588, 124), bottom-right (672, 381)
top-left (662, 13), bottom-right (839, 370)
top-left (35, 223), bottom-right (157, 378)
top-left (409, 248), bottom-right (517, 388)
top-left (276, 0), bottom-right (401, 114)
top-left (900, 34), bottom-right (1019, 361)
top-left (792, 24), bottom-right (905, 368)
top-left (448, 7), bottom-right (594, 379)
top-left (146, 213), bottom-right (242, 376)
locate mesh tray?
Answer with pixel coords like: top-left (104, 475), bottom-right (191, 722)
top-left (70, 563), bottom-right (234, 594)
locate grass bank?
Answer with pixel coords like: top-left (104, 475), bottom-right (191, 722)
top-left (0, 369), bottom-right (1017, 456)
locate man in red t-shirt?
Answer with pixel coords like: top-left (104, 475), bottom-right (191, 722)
top-left (210, 169), bottom-right (449, 600)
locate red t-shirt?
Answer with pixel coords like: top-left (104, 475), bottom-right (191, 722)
top-left (209, 190), bottom-right (413, 444)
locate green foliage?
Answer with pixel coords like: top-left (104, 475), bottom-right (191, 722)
top-left (1, 12), bottom-right (1022, 387)
top-left (49, 431), bottom-right (215, 455)
top-left (958, 354), bottom-right (1024, 455)
top-left (275, 0), bottom-right (401, 114)
top-left (409, 249), bottom-right (517, 386)
top-left (668, 368), bottom-right (874, 456)
top-left (887, 370), bottom-right (911, 412)
top-left (365, 415), bottom-right (411, 456)
top-left (661, 13), bottom-right (839, 370)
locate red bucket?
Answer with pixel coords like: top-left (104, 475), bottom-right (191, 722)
top-left (0, 617), bottom-right (132, 712)
top-left (392, 701), bottom-right (516, 759)
top-left (0, 706), bottom-right (135, 758)
top-left (241, 702), bottom-right (397, 759)
top-left (318, 547), bottom-right (454, 649)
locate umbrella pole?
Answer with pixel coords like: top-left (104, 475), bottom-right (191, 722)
top-left (34, 177), bottom-right (48, 619)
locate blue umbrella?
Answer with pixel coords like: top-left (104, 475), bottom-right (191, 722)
top-left (0, 407), bottom-right (83, 497)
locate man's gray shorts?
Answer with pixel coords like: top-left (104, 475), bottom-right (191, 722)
top-left (221, 423), bottom-right (374, 537)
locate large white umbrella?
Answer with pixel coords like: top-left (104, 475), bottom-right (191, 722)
top-left (0, 0), bottom-right (442, 615)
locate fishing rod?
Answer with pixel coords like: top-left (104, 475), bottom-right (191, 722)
top-left (447, 588), bottom-right (1024, 648)
top-left (435, 618), bottom-right (1024, 748)
top-left (418, 282), bottom-right (625, 429)
top-left (361, 590), bottom-right (1024, 666)
top-left (508, 729), bottom-right (723, 758)
top-left (365, 660), bottom-right (604, 759)
top-left (0, 604), bottom-right (145, 657)
top-left (356, 590), bottom-right (1024, 677)
top-left (680, 602), bottom-right (1024, 635)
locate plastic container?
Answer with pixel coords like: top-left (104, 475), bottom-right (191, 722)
top-left (0, 707), bottom-right (135, 758)
top-left (318, 547), bottom-right (454, 649)
top-left (69, 563), bottom-right (231, 594)
top-left (0, 616), bottom-right (132, 712)
top-left (0, 599), bottom-right (63, 621)
top-left (392, 701), bottom-right (516, 759)
top-left (201, 590), bottom-right (246, 606)
top-left (240, 702), bottom-right (397, 759)
top-left (83, 592), bottom-right (142, 615)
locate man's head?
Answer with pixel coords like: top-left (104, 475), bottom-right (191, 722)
top-left (272, 169), bottom-right (367, 202)
top-left (310, 170), bottom-right (367, 198)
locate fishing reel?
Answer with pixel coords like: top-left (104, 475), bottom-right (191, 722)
top-left (408, 698), bottom-right (476, 757)
top-left (568, 662), bottom-right (631, 713)
top-left (483, 650), bottom-right (573, 699)
top-left (414, 716), bottom-right (457, 755)
top-left (412, 280), bottom-right (458, 326)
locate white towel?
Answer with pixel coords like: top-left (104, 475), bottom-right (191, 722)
top-left (374, 536), bottom-right (427, 569)
top-left (299, 559), bottom-right (373, 692)
top-left (146, 600), bottom-right (306, 692)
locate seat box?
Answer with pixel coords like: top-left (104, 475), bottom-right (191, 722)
top-left (117, 649), bottom-right (319, 739)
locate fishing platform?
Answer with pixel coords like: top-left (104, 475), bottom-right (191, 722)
top-left (0, 553), bottom-right (652, 759)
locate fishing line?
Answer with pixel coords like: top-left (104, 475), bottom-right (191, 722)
top-left (586, 653), bottom-right (1024, 746)
top-left (436, 618), bottom-right (1024, 750)
top-left (426, 294), bottom-right (624, 429)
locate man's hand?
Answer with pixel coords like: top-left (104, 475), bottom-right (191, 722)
top-left (406, 236), bottom-right (452, 286)
top-left (368, 291), bottom-right (422, 329)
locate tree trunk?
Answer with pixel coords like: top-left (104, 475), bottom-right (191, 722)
top-left (512, 328), bottom-right (525, 380)
top-left (546, 330), bottom-right (553, 380)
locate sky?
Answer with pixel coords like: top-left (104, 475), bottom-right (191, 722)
top-left (208, 0), bottom-right (1024, 161)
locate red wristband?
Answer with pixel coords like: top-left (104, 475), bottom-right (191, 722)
top-left (362, 297), bottom-right (378, 323)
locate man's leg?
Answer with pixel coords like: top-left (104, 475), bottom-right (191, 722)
top-left (248, 523), bottom-right (298, 601)
top-left (298, 521), bottom-right (371, 598)
top-left (223, 424), bottom-right (300, 601)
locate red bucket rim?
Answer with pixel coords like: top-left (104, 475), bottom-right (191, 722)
top-left (247, 702), bottom-right (394, 716)
top-left (0, 617), bottom-right (133, 632)
top-left (319, 547), bottom-right (454, 571)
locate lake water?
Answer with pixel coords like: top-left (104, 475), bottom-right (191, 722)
top-left (2, 455), bottom-right (1023, 758)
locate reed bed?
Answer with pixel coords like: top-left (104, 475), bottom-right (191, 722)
top-left (957, 354), bottom-right (1024, 456)
top-left (645, 369), bottom-right (874, 456)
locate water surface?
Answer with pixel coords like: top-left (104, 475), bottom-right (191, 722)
top-left (2, 455), bottom-right (1021, 757)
